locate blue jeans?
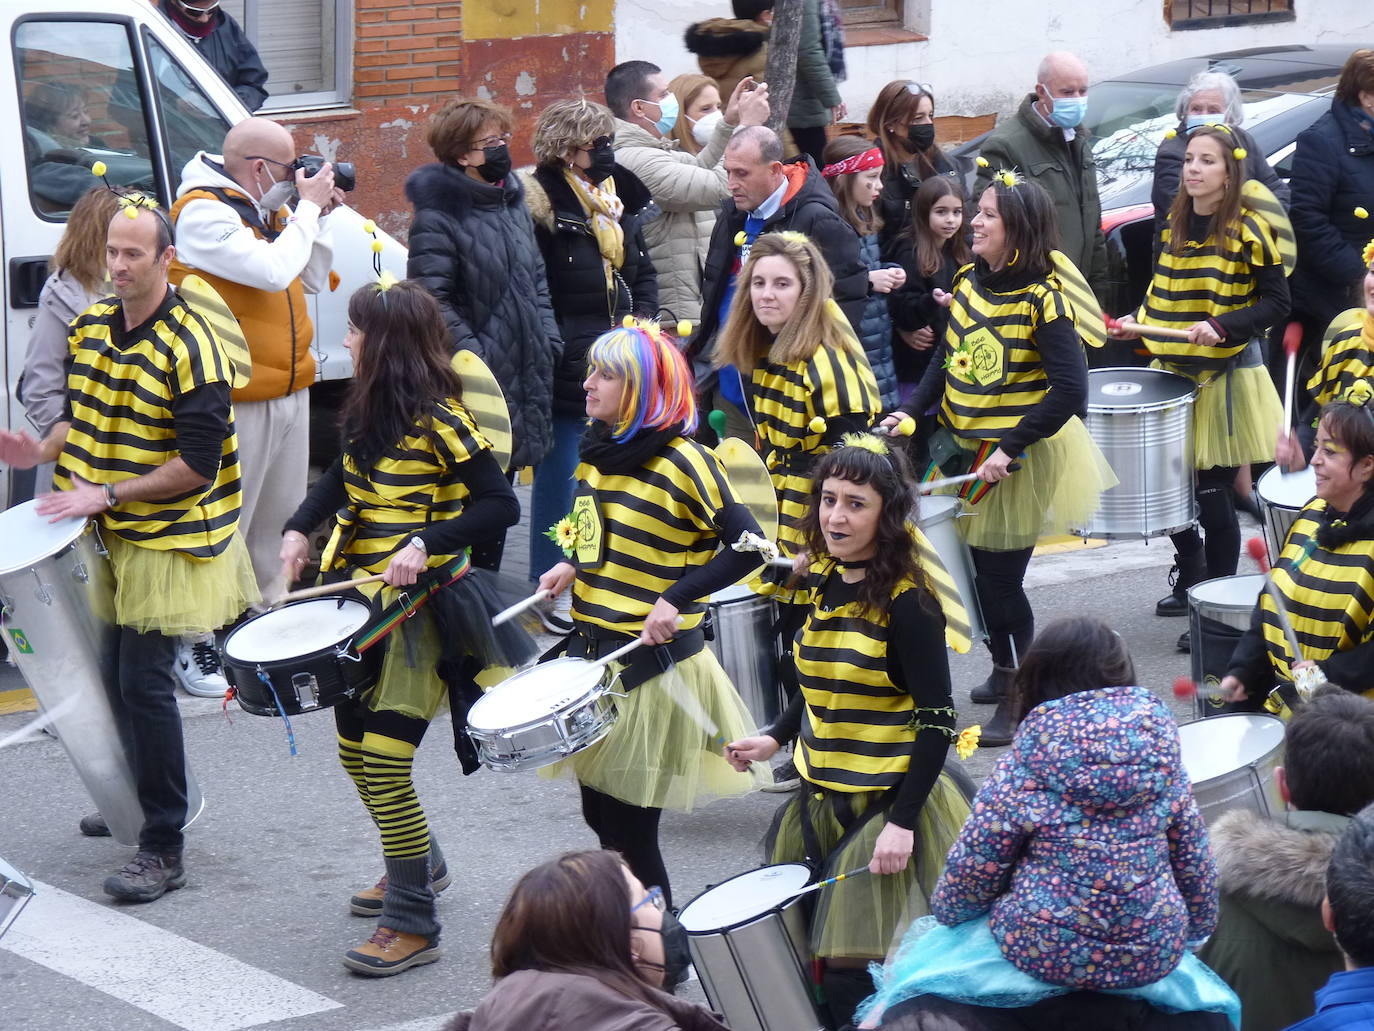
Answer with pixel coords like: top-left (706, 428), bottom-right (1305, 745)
top-left (529, 412), bottom-right (586, 583)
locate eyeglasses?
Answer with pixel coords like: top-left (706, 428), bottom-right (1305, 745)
top-left (631, 885), bottom-right (666, 914)
top-left (175, 0), bottom-right (221, 16)
top-left (471, 132), bottom-right (512, 150)
top-left (246, 154), bottom-right (294, 170)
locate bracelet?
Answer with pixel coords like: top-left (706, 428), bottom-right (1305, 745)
top-left (102, 482), bottom-right (117, 509)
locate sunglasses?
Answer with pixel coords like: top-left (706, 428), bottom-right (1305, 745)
top-left (175, 0), bottom-right (221, 16)
top-left (905, 82), bottom-right (935, 99)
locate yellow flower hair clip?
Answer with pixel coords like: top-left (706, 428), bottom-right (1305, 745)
top-left (955, 725), bottom-right (981, 760)
top-left (839, 431), bottom-right (891, 456)
top-left (996, 169), bottom-right (1022, 189)
top-left (1363, 238), bottom-right (1374, 267)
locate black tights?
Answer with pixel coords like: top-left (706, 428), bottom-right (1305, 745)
top-left (1170, 465), bottom-right (1240, 578)
top-left (579, 784), bottom-right (671, 908)
top-left (971, 545), bottom-right (1036, 667)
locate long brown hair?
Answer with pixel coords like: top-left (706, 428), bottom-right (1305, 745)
top-left (1165, 125), bottom-right (1245, 256)
top-left (714, 232), bottom-right (861, 373)
top-left (490, 850), bottom-right (671, 1012)
top-left (822, 134), bottom-right (884, 237)
top-left (340, 280), bottom-right (463, 469)
top-left (666, 73), bottom-right (717, 155)
top-left (52, 187), bottom-right (122, 292)
top-left (909, 175), bottom-right (971, 278)
top-left (865, 80), bottom-right (946, 178)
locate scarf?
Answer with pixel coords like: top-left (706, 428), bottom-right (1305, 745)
top-left (579, 422), bottom-right (680, 476)
top-left (564, 168), bottom-right (625, 291)
top-left (164, 2), bottom-right (218, 39)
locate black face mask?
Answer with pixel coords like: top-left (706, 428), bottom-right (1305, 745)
top-left (907, 122), bottom-right (936, 151)
top-left (476, 143), bottom-right (511, 183)
top-left (586, 144), bottom-right (617, 184)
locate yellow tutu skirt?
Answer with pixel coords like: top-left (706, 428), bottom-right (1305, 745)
top-left (767, 772), bottom-right (972, 959)
top-left (1181, 363), bottom-right (1282, 470)
top-left (540, 647), bottom-right (772, 810)
top-left (363, 608), bottom-right (447, 722)
top-left (945, 417), bottom-right (1118, 552)
top-left (106, 531), bottom-right (258, 636)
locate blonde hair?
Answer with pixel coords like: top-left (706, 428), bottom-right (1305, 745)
top-left (714, 232), bottom-right (860, 373)
top-left (532, 98), bottom-right (615, 168)
top-left (52, 187), bottom-right (122, 292)
top-left (666, 73), bottom-right (718, 155)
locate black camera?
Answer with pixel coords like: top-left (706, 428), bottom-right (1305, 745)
top-left (293, 154), bottom-right (355, 192)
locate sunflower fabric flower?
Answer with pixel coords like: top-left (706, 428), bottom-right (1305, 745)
top-left (955, 725), bottom-right (982, 760)
top-left (544, 515), bottom-right (578, 558)
top-left (943, 343), bottom-right (975, 381)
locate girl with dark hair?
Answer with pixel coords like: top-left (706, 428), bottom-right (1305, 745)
top-left (726, 435), bottom-right (972, 1029)
top-left (1113, 125), bottom-right (1288, 639)
top-left (865, 80), bottom-right (958, 252)
top-left (858, 617), bottom-right (1235, 1030)
top-left (1222, 395), bottom-right (1374, 707)
top-left (884, 175), bottom-right (1115, 746)
top-left (446, 850), bottom-right (730, 1030)
top-left (535, 323), bottom-right (769, 909)
top-left (279, 280), bottom-right (535, 977)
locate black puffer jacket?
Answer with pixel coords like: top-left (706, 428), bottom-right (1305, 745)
top-left (156, 2), bottom-right (268, 112)
top-left (876, 149), bottom-right (958, 257)
top-left (521, 164), bottom-right (659, 417)
top-left (405, 163), bottom-right (562, 467)
top-left (692, 155), bottom-right (866, 370)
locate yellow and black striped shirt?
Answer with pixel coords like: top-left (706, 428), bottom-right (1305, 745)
top-left (326, 400), bottom-right (490, 575)
top-left (1307, 316), bottom-right (1374, 408)
top-left (572, 437), bottom-right (744, 635)
top-left (55, 290), bottom-right (240, 559)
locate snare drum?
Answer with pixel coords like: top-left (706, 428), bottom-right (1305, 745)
top-left (1080, 368), bottom-right (1197, 538)
top-left (706, 584), bottom-right (780, 729)
top-left (915, 495), bottom-right (986, 643)
top-left (1178, 713), bottom-right (1285, 824)
top-left (1188, 574), bottom-right (1266, 720)
top-left (0, 854), bottom-right (34, 942)
top-left (678, 864), bottom-right (823, 1031)
top-left (223, 598), bottom-right (381, 716)
top-left (1256, 465), bottom-right (1317, 564)
top-left (465, 657), bottom-right (618, 772)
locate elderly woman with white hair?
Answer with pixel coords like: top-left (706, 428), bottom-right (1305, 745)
top-left (1150, 69), bottom-right (1290, 238)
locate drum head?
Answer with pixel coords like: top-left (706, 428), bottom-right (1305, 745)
top-left (1188, 574), bottom-right (1267, 610)
top-left (467, 658), bottom-right (607, 732)
top-left (225, 599), bottom-right (372, 662)
top-left (1086, 368), bottom-right (1194, 411)
top-left (1178, 713), bottom-right (1285, 786)
top-left (1256, 466), bottom-right (1317, 511)
top-left (0, 500), bottom-right (87, 575)
top-left (710, 582), bottom-right (764, 605)
top-left (678, 863), bottom-right (813, 933)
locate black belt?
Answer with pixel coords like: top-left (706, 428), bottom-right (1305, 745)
top-left (562, 625), bottom-right (706, 691)
top-left (771, 448), bottom-right (818, 477)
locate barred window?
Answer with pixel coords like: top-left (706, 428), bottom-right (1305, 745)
top-left (840, 0), bottom-right (904, 29)
top-left (1168, 0), bottom-right (1295, 30)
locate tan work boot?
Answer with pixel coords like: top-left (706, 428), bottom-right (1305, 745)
top-left (342, 927), bottom-right (440, 976)
top-left (349, 855), bottom-right (452, 916)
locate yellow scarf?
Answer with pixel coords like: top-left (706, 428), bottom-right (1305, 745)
top-left (564, 168), bottom-right (625, 290)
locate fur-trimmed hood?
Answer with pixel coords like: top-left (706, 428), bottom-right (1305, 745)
top-left (1209, 808), bottom-right (1349, 907)
top-left (404, 161), bottom-right (525, 217)
top-left (517, 165), bottom-right (654, 235)
top-left (684, 18), bottom-right (768, 59)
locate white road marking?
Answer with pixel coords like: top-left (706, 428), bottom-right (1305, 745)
top-left (0, 880), bottom-right (342, 1031)
top-left (354, 1018), bottom-right (455, 1031)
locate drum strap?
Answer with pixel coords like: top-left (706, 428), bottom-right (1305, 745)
top-left (1164, 339), bottom-right (1263, 437)
top-left (797, 783), bottom-right (896, 877)
top-left (565, 627), bottom-right (706, 691)
top-left (351, 552), bottom-right (473, 653)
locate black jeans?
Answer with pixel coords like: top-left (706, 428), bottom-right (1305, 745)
top-left (971, 546), bottom-right (1036, 667)
top-left (1170, 465), bottom-right (1240, 578)
top-left (111, 627), bottom-right (187, 855)
top-left (579, 784), bottom-right (670, 908)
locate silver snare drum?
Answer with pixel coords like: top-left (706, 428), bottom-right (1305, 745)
top-left (706, 584), bottom-right (779, 730)
top-left (0, 854), bottom-right (34, 942)
top-left (465, 657), bottom-right (617, 772)
top-left (1188, 574), bottom-right (1266, 720)
top-left (678, 864), bottom-right (823, 1031)
top-left (1256, 465), bottom-right (1317, 564)
top-left (1080, 368), bottom-right (1197, 538)
top-left (1179, 713), bottom-right (1285, 824)
top-left (915, 495), bottom-right (985, 643)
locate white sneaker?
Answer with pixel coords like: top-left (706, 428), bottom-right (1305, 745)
top-left (175, 634), bottom-right (228, 697)
top-left (537, 589), bottom-right (574, 636)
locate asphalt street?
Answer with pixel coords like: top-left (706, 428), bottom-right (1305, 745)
top-left (0, 513), bottom-right (1268, 1031)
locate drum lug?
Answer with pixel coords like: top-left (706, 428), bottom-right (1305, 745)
top-left (292, 672), bottom-right (320, 709)
top-left (91, 523), bottom-right (109, 558)
top-left (28, 569), bottom-right (51, 606)
top-left (71, 561), bottom-right (90, 585)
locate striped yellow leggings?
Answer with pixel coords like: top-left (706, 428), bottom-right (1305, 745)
top-left (334, 698), bottom-right (432, 859)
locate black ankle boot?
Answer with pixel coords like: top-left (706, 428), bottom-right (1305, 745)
top-left (970, 669), bottom-right (1006, 705)
top-left (1156, 550), bottom-right (1207, 617)
top-left (977, 668), bottom-right (1019, 747)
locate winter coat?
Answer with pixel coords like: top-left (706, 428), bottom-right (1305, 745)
top-left (877, 150), bottom-right (959, 256)
top-left (405, 164), bottom-right (562, 468)
top-left (1151, 123), bottom-right (1290, 242)
top-left (1198, 809), bottom-right (1348, 1031)
top-left (1289, 99), bottom-right (1374, 325)
top-left (1287, 967), bottom-right (1374, 1031)
top-left (22, 269), bottom-right (103, 437)
top-left (888, 244), bottom-right (959, 387)
top-left (787, 0), bottom-right (842, 130)
top-left (444, 968), bottom-right (732, 1031)
top-left (931, 685), bottom-right (1218, 991)
top-left (974, 95), bottom-right (1109, 300)
top-left (855, 232), bottom-right (900, 408)
top-left (521, 164), bottom-right (659, 417)
top-left (611, 118), bottom-right (732, 325)
top-left (156, 2), bottom-right (267, 111)
top-left (692, 155), bottom-right (866, 369)
top-left (684, 18), bottom-right (769, 108)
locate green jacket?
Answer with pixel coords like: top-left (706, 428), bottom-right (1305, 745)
top-left (1198, 808), bottom-right (1347, 1031)
top-left (786, 0), bottom-right (841, 130)
top-left (974, 94), bottom-right (1110, 300)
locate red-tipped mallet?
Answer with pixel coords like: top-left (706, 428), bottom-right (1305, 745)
top-left (1247, 536), bottom-right (1308, 664)
top-left (1246, 535), bottom-right (1270, 573)
top-left (1172, 675), bottom-right (1197, 699)
top-left (1280, 321), bottom-right (1302, 470)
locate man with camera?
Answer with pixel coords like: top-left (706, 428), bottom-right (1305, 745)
top-left (164, 117), bottom-right (343, 696)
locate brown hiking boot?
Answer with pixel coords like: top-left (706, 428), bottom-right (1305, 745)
top-left (342, 926), bottom-right (440, 976)
top-left (349, 856), bottom-right (452, 916)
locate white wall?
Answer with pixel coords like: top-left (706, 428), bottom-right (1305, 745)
top-left (615, 0), bottom-right (1374, 123)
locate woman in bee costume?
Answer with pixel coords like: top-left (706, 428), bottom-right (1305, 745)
top-left (885, 172), bottom-right (1114, 746)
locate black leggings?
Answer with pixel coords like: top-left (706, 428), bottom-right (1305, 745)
top-left (789, 125), bottom-right (828, 168)
top-left (1170, 465), bottom-right (1240, 578)
top-left (971, 545), bottom-right (1036, 667)
top-left (579, 784), bottom-right (671, 908)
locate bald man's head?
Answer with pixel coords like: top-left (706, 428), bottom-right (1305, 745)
top-left (223, 117), bottom-right (296, 194)
top-left (1034, 51), bottom-right (1089, 125)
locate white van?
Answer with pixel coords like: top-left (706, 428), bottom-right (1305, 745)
top-left (0, 0), bottom-right (406, 506)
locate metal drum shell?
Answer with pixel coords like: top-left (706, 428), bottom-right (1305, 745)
top-left (1178, 713), bottom-right (1285, 824)
top-left (706, 584), bottom-right (780, 730)
top-left (1256, 465), bottom-right (1317, 565)
top-left (914, 495), bottom-right (986, 643)
top-left (0, 507), bottom-right (203, 847)
top-left (678, 864), bottom-right (824, 1031)
top-left (465, 657), bottom-right (618, 772)
top-left (1080, 368), bottom-right (1197, 539)
top-left (1188, 574), bottom-right (1267, 720)
top-left (0, 854), bottom-right (34, 941)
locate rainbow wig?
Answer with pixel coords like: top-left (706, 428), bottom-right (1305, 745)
top-left (586, 323), bottom-right (698, 441)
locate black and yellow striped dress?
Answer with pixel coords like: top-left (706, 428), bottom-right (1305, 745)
top-left (56, 289), bottom-right (256, 634)
top-left (1136, 210), bottom-right (1285, 469)
top-left (1306, 313), bottom-right (1374, 409)
top-left (768, 566), bottom-right (972, 959)
top-left (547, 435), bottom-right (771, 809)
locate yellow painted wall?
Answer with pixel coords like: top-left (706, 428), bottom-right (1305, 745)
top-left (464, 0), bottom-right (613, 40)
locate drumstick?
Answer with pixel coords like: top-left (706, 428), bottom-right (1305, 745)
top-left (916, 462), bottom-right (1023, 494)
top-left (782, 866), bottom-right (872, 901)
top-left (492, 589), bottom-right (551, 626)
top-left (273, 573), bottom-right (388, 606)
top-left (0, 694), bottom-right (79, 751)
top-left (1246, 537), bottom-right (1305, 663)
top-left (1109, 317), bottom-right (1193, 341)
top-left (1280, 322), bottom-right (1302, 473)
top-left (873, 415), bottom-right (916, 437)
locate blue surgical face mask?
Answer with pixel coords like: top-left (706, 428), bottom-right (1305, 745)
top-left (643, 93), bottom-right (679, 135)
top-left (1039, 87), bottom-right (1087, 129)
top-left (1185, 113), bottom-right (1219, 133)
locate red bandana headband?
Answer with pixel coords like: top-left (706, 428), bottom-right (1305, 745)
top-left (821, 147), bottom-right (884, 179)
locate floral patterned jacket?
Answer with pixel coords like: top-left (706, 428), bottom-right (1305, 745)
top-left (930, 685), bottom-right (1217, 990)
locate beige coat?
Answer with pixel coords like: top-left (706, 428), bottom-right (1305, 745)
top-left (611, 117), bottom-right (733, 325)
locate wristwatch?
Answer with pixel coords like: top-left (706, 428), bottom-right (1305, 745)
top-left (409, 536), bottom-right (427, 554)
top-left (102, 482), bottom-right (118, 509)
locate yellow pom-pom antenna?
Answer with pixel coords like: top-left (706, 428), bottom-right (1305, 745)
top-left (839, 431), bottom-right (891, 456)
top-left (1356, 207), bottom-right (1370, 220)
top-left (895, 415), bottom-right (917, 437)
top-left (370, 239), bottom-right (384, 254)
top-left (1233, 147), bottom-right (1247, 160)
top-left (975, 156), bottom-right (989, 168)
top-left (734, 231), bottom-right (746, 246)
top-left (124, 206), bottom-right (139, 219)
top-left (996, 169), bottom-right (1021, 188)
top-left (91, 160), bottom-right (107, 178)
top-left (362, 219), bottom-right (377, 235)
top-left (1163, 129), bottom-right (1177, 140)
top-left (808, 416), bottom-right (827, 435)
top-left (676, 319), bottom-right (692, 338)
top-left (621, 314), bottom-right (636, 329)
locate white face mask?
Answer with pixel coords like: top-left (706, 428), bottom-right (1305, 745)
top-left (258, 170), bottom-right (296, 211)
top-left (690, 110), bottom-right (724, 146)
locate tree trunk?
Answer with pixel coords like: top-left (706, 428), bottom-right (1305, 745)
top-left (763, 0), bottom-right (804, 135)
